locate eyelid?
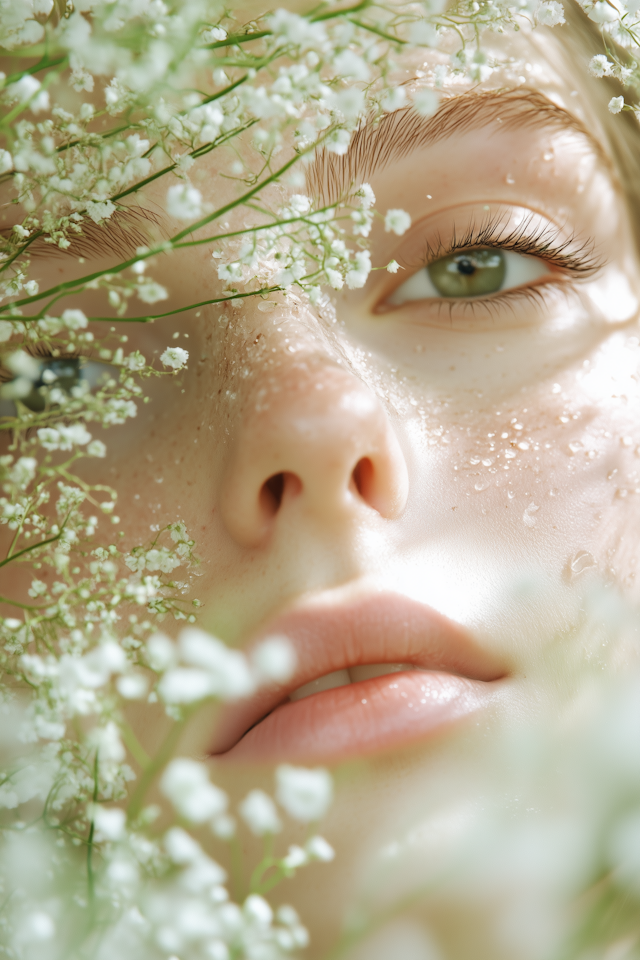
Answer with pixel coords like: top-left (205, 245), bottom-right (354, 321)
top-left (375, 203), bottom-right (601, 312)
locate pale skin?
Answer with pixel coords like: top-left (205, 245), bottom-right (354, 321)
top-left (4, 19), bottom-right (640, 960)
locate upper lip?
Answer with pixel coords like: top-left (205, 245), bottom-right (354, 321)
top-left (210, 592), bottom-right (509, 755)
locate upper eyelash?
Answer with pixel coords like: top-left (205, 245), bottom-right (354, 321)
top-left (418, 211), bottom-right (603, 277)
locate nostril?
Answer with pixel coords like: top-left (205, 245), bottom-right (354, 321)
top-left (259, 472), bottom-right (302, 518)
top-left (261, 473), bottom-right (285, 516)
top-left (352, 457), bottom-right (375, 505)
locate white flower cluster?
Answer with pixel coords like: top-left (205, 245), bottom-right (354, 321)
top-left (0, 739), bottom-right (333, 960)
top-left (146, 626), bottom-right (295, 707)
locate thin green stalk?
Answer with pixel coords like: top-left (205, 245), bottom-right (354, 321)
top-left (0, 61), bottom-right (68, 130)
top-left (126, 708), bottom-right (195, 822)
top-left (229, 834), bottom-right (246, 902)
top-left (0, 595), bottom-right (52, 610)
top-left (4, 55), bottom-right (67, 85)
top-left (347, 17), bottom-right (407, 43)
top-left (0, 528), bottom-right (66, 568)
top-left (86, 750), bottom-right (99, 907)
top-left (119, 721), bottom-right (151, 769)
top-left (81, 285), bottom-right (284, 323)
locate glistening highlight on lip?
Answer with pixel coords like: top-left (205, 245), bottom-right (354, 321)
top-left (211, 594), bottom-right (508, 762)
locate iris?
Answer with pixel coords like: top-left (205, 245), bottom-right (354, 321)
top-left (428, 248), bottom-right (506, 297)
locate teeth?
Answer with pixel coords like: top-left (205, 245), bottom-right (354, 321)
top-left (348, 663), bottom-right (415, 683)
top-left (289, 663), bottom-right (417, 702)
top-left (289, 669), bottom-right (350, 702)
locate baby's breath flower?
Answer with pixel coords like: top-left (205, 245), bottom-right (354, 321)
top-left (92, 805), bottom-right (127, 842)
top-left (160, 758), bottom-right (228, 823)
top-left (87, 440), bottom-right (107, 458)
top-left (61, 309), bottom-right (88, 331)
top-left (275, 765), bottom-right (333, 822)
top-left (384, 208), bottom-right (412, 236)
top-left (161, 347), bottom-right (189, 369)
top-left (589, 54), bottom-right (614, 77)
top-left (239, 790), bottom-right (282, 836)
top-left (609, 96), bottom-right (625, 114)
top-left (412, 88), bottom-right (440, 117)
top-left (306, 835), bottom-right (335, 861)
top-left (136, 280), bottom-right (169, 304)
top-left (381, 87), bottom-right (407, 112)
top-left (37, 424), bottom-right (92, 451)
top-left (356, 183), bottom-right (375, 209)
top-left (252, 634), bottom-right (296, 682)
top-left (166, 183), bottom-right (203, 221)
top-left (536, 1), bottom-right (566, 24)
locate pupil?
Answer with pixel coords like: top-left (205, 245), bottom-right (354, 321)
top-left (457, 258), bottom-right (476, 276)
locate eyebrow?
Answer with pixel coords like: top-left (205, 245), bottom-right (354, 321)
top-left (306, 88), bottom-right (609, 206)
top-left (12, 89), bottom-right (605, 265)
top-left (16, 203), bottom-right (170, 262)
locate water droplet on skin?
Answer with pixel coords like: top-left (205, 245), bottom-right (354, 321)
top-left (517, 441), bottom-right (530, 451)
top-left (523, 502), bottom-right (539, 527)
top-left (570, 550), bottom-right (596, 575)
top-left (507, 489), bottom-right (515, 499)
top-left (621, 436), bottom-right (633, 447)
top-left (543, 150), bottom-right (554, 161)
top-left (568, 441), bottom-right (583, 454)
top-left (475, 481), bottom-right (489, 492)
top-left (505, 173), bottom-right (515, 184)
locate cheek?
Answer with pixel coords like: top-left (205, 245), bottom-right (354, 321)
top-left (386, 335), bottom-right (640, 643)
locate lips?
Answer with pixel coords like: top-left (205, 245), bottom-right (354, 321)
top-left (210, 593), bottom-right (508, 763)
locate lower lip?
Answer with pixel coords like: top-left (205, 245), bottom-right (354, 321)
top-left (219, 671), bottom-right (496, 763)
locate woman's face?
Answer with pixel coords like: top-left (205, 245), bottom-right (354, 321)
top-left (9, 20), bottom-right (640, 957)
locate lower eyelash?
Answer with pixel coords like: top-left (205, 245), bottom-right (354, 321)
top-left (425, 277), bottom-right (578, 323)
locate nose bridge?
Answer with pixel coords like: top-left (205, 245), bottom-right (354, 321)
top-left (219, 360), bottom-right (409, 547)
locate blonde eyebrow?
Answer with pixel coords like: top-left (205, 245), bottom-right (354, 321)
top-left (17, 203), bottom-right (170, 262)
top-left (306, 88), bottom-right (608, 206)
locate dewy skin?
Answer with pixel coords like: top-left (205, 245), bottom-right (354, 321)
top-left (3, 2), bottom-right (640, 959)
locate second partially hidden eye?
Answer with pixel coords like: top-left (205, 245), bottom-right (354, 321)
top-left (387, 247), bottom-right (551, 305)
top-left (0, 357), bottom-right (113, 414)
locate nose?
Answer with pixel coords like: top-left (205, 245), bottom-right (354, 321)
top-left (219, 362), bottom-right (409, 547)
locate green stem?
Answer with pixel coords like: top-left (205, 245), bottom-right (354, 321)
top-left (4, 55), bottom-right (67, 86)
top-left (119, 721), bottom-right (151, 770)
top-left (347, 17), bottom-right (406, 43)
top-left (80, 284), bottom-right (284, 323)
top-left (0, 60), bottom-right (68, 130)
top-left (0, 528), bottom-right (65, 568)
top-left (0, 595), bottom-right (52, 610)
top-left (86, 750), bottom-right (99, 907)
top-left (229, 834), bottom-right (246, 903)
top-left (126, 709), bottom-right (194, 822)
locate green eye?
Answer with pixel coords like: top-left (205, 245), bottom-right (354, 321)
top-left (427, 249), bottom-right (506, 298)
top-left (19, 358), bottom-right (83, 412)
top-left (0, 358), bottom-right (112, 416)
